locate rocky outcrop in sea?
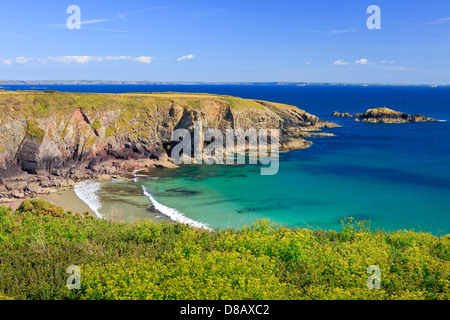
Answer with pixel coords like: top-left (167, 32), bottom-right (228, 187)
top-left (332, 107), bottom-right (437, 123)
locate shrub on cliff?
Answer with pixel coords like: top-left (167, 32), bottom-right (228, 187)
top-left (25, 119), bottom-right (45, 144)
top-left (16, 199), bottom-right (66, 218)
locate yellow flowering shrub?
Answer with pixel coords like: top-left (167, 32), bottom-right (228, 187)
top-left (79, 251), bottom-right (299, 300)
top-left (1, 204), bottom-right (449, 300)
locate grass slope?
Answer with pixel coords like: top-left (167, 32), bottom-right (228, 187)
top-left (0, 91), bottom-right (292, 119)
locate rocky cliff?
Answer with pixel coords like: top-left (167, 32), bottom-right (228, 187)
top-left (0, 91), bottom-right (338, 200)
top-left (332, 107), bottom-right (437, 123)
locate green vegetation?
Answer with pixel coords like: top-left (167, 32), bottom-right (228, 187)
top-left (0, 201), bottom-right (448, 300)
top-left (105, 125), bottom-right (117, 138)
top-left (365, 107), bottom-right (400, 115)
top-left (91, 119), bottom-right (101, 130)
top-left (17, 198), bottom-right (66, 217)
top-left (25, 119), bottom-right (45, 144)
top-left (0, 91), bottom-right (296, 120)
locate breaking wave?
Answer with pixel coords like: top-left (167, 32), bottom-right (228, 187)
top-left (74, 180), bottom-right (103, 218)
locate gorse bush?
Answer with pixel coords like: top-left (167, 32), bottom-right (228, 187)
top-left (0, 204), bottom-right (449, 300)
top-left (16, 199), bottom-right (67, 217)
top-left (79, 252), bottom-right (293, 300)
top-left (16, 199), bottom-right (91, 220)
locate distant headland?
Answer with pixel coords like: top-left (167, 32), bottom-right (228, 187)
top-left (0, 80), bottom-right (449, 87)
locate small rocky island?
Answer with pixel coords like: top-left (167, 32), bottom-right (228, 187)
top-left (332, 107), bottom-right (438, 123)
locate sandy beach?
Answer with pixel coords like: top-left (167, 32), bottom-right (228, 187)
top-left (3, 187), bottom-right (95, 217)
top-left (2, 179), bottom-right (172, 224)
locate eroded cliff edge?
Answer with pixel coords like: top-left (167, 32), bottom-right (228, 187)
top-left (0, 91), bottom-right (339, 200)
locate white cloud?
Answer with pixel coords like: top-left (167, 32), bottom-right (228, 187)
top-left (48, 6), bottom-right (174, 32)
top-left (47, 56), bottom-right (103, 64)
top-left (334, 59), bottom-right (394, 66)
top-left (329, 29), bottom-right (358, 34)
top-left (334, 59), bottom-right (349, 65)
top-left (15, 57), bottom-right (35, 64)
top-left (49, 19), bottom-right (111, 29)
top-left (378, 60), bottom-right (395, 64)
top-left (105, 56), bottom-right (132, 61)
top-left (1, 55), bottom-right (157, 65)
top-left (81, 19), bottom-right (111, 25)
top-left (355, 58), bottom-right (369, 65)
top-left (426, 17), bottom-right (450, 25)
top-left (132, 56), bottom-right (154, 64)
top-left (177, 54), bottom-right (194, 62)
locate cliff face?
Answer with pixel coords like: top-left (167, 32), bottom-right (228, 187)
top-left (0, 91), bottom-right (338, 198)
top-left (332, 107), bottom-right (437, 123)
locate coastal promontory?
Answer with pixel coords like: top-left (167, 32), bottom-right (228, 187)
top-left (0, 91), bottom-right (338, 201)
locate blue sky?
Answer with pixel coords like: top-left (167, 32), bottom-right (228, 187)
top-left (0, 0), bottom-right (450, 84)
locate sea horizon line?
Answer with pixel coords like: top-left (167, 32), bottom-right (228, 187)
top-left (0, 80), bottom-right (449, 87)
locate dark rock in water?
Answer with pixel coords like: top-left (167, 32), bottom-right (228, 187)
top-left (332, 107), bottom-right (437, 123)
top-left (236, 204), bottom-right (281, 214)
top-left (185, 177), bottom-right (205, 181)
top-left (165, 188), bottom-right (201, 196)
top-left (236, 207), bottom-right (259, 214)
top-left (146, 206), bottom-right (161, 214)
top-left (331, 111), bottom-right (355, 117)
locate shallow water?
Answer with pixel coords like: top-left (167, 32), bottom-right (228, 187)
top-left (138, 146), bottom-right (450, 234)
top-left (95, 179), bottom-right (168, 223)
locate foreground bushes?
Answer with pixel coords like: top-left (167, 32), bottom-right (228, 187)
top-left (0, 202), bottom-right (449, 300)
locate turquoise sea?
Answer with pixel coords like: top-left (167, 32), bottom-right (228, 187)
top-left (7, 84), bottom-right (450, 234)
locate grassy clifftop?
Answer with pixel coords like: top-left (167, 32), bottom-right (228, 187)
top-left (0, 200), bottom-right (448, 300)
top-left (0, 90), bottom-right (295, 118)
